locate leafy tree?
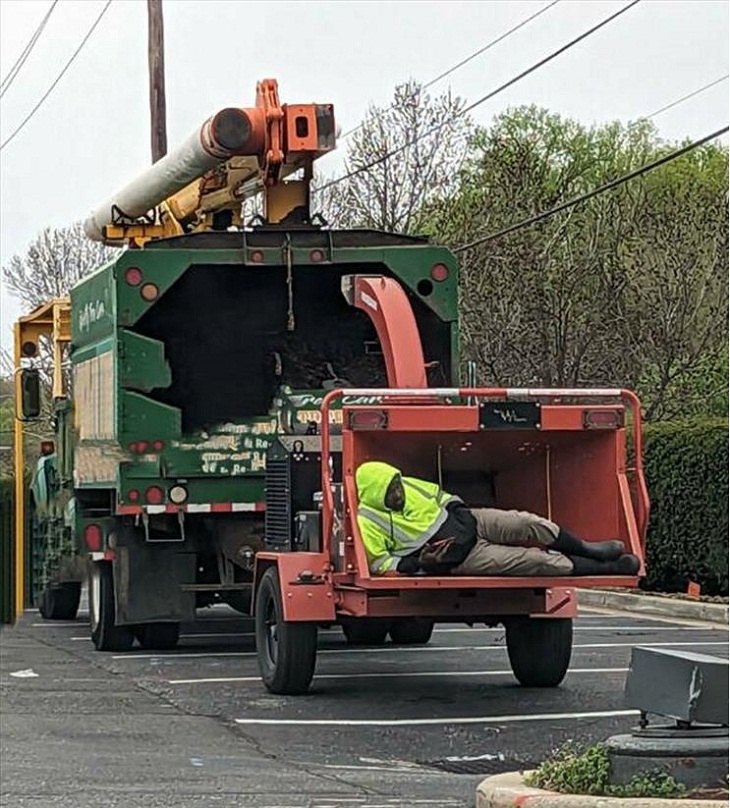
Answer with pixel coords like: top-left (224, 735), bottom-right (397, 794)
top-left (314, 81), bottom-right (472, 233)
top-left (422, 106), bottom-right (728, 420)
top-left (3, 221), bottom-right (118, 310)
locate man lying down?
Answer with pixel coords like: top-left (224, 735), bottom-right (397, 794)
top-left (355, 461), bottom-right (641, 578)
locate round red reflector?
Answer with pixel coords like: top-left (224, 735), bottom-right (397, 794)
top-left (251, 250), bottom-right (264, 263)
top-left (128, 489), bottom-right (140, 502)
top-left (310, 249), bottom-right (324, 263)
top-left (145, 486), bottom-right (164, 505)
top-left (140, 283), bottom-right (159, 301)
top-left (125, 267), bottom-right (143, 286)
top-left (348, 409), bottom-right (388, 430)
top-left (84, 524), bottom-right (102, 552)
top-left (152, 440), bottom-right (165, 452)
top-left (136, 440), bottom-right (149, 453)
top-left (431, 263), bottom-right (449, 282)
top-left (127, 442), bottom-right (138, 453)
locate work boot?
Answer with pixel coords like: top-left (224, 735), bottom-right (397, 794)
top-left (552, 528), bottom-right (624, 561)
top-left (569, 554), bottom-right (641, 576)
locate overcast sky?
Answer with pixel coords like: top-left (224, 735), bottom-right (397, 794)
top-left (0, 0), bottom-right (728, 352)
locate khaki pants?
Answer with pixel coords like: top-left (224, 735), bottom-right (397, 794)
top-left (451, 508), bottom-right (574, 577)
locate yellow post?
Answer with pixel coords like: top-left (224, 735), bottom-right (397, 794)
top-left (13, 321), bottom-right (25, 621)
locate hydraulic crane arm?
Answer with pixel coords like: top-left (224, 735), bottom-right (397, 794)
top-left (84, 79), bottom-right (336, 246)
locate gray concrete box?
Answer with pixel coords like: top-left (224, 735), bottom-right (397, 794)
top-left (625, 646), bottom-right (729, 725)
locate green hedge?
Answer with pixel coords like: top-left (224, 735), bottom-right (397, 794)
top-left (1, 477), bottom-right (14, 623)
top-left (641, 419), bottom-right (728, 596)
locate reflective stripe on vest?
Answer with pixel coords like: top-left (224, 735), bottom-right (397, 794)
top-left (357, 504), bottom-right (451, 557)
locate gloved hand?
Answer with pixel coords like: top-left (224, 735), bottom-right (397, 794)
top-left (396, 555), bottom-right (421, 575)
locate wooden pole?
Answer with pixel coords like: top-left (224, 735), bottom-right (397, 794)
top-left (147, 0), bottom-right (167, 163)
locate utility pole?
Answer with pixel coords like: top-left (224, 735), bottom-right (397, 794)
top-left (147, 0), bottom-right (167, 163)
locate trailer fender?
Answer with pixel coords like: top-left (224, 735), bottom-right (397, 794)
top-left (253, 552), bottom-right (335, 622)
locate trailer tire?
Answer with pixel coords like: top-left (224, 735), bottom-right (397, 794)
top-left (89, 562), bottom-right (134, 652)
top-left (341, 618), bottom-right (390, 646)
top-left (505, 617), bottom-right (573, 687)
top-left (255, 567), bottom-right (317, 695)
top-left (389, 618), bottom-right (434, 645)
top-left (39, 582), bottom-right (81, 621)
top-left (134, 622), bottom-right (180, 650)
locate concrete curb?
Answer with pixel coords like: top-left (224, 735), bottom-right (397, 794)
top-left (577, 589), bottom-right (728, 625)
top-left (476, 772), bottom-right (728, 807)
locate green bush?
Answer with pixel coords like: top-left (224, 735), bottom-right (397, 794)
top-left (526, 743), bottom-right (686, 799)
top-left (641, 419), bottom-right (728, 596)
top-left (1, 476), bottom-right (15, 623)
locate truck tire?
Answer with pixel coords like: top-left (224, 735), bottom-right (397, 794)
top-left (89, 562), bottom-right (134, 652)
top-left (389, 618), bottom-right (434, 645)
top-left (134, 622), bottom-right (180, 650)
top-left (505, 617), bottom-right (573, 687)
top-left (39, 582), bottom-right (81, 621)
top-left (255, 567), bottom-right (317, 695)
top-left (341, 618), bottom-right (390, 646)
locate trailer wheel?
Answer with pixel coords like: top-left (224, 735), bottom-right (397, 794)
top-left (89, 562), bottom-right (134, 652)
top-left (39, 582), bottom-right (81, 621)
top-left (389, 618), bottom-right (434, 645)
top-left (341, 618), bottom-right (390, 646)
top-left (255, 567), bottom-right (317, 695)
top-left (505, 617), bottom-right (573, 687)
top-left (134, 622), bottom-right (180, 650)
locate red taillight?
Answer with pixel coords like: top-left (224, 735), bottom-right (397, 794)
top-left (310, 249), bottom-right (324, 263)
top-left (347, 409), bottom-right (389, 430)
top-left (431, 263), bottom-right (449, 282)
top-left (152, 440), bottom-right (165, 451)
top-left (583, 409), bottom-right (623, 429)
top-left (128, 489), bottom-right (140, 502)
top-left (84, 524), bottom-right (102, 551)
top-left (145, 486), bottom-right (164, 505)
top-left (250, 250), bottom-right (264, 263)
top-left (141, 282), bottom-right (159, 301)
top-left (127, 442), bottom-right (138, 453)
top-left (125, 267), bottom-right (143, 286)
top-left (136, 440), bottom-right (149, 453)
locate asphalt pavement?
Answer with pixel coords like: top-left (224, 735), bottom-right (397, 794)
top-left (1, 601), bottom-right (727, 808)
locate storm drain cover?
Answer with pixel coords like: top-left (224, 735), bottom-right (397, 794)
top-left (419, 755), bottom-right (538, 775)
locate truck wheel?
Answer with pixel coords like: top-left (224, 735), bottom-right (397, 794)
top-left (505, 617), bottom-right (573, 687)
top-left (89, 562), bottom-right (134, 652)
top-left (389, 618), bottom-right (434, 645)
top-left (134, 623), bottom-right (180, 650)
top-left (39, 582), bottom-right (81, 620)
top-left (255, 567), bottom-right (317, 695)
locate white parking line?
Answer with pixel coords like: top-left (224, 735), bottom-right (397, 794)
top-left (235, 708), bottom-right (640, 727)
top-left (69, 632), bottom-right (256, 641)
top-left (435, 626), bottom-right (717, 633)
top-left (30, 622), bottom-right (82, 627)
top-left (69, 626), bottom-right (715, 643)
top-left (111, 640), bottom-right (728, 661)
top-left (169, 667), bottom-right (629, 685)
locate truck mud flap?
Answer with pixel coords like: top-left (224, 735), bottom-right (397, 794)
top-left (113, 544), bottom-right (195, 625)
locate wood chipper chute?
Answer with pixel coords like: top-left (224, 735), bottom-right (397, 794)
top-left (252, 317), bottom-right (649, 694)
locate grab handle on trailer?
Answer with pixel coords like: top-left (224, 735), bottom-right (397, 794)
top-left (319, 387), bottom-right (649, 559)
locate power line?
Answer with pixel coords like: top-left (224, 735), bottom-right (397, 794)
top-left (646, 74), bottom-right (729, 120)
top-left (454, 125), bottom-right (729, 253)
top-left (319, 0), bottom-right (641, 193)
top-left (0, 0), bottom-right (112, 153)
top-left (339, 0), bottom-right (560, 142)
top-left (0, 0), bottom-right (58, 98)
top-left (0, 0), bottom-right (58, 99)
